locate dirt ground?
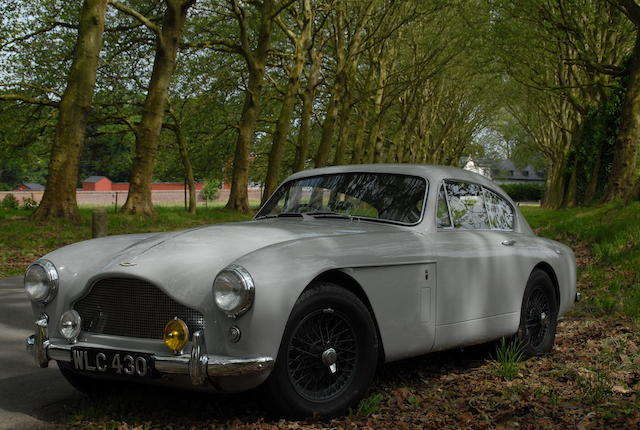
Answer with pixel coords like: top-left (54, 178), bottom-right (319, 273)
top-left (60, 315), bottom-right (639, 430)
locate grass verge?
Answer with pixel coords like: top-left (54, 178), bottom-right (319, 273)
top-left (0, 206), bottom-right (253, 277)
top-left (520, 202), bottom-right (640, 322)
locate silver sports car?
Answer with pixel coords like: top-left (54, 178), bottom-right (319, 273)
top-left (24, 164), bottom-right (577, 417)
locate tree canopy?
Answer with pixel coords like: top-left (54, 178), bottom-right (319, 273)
top-left (0, 0), bottom-right (638, 217)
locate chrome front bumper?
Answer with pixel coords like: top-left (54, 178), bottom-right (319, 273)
top-left (26, 314), bottom-right (274, 386)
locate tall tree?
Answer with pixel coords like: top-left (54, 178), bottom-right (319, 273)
top-left (225, 0), bottom-right (294, 213)
top-left (606, 0), bottom-right (640, 201)
top-left (31, 0), bottom-right (108, 221)
top-left (112, 0), bottom-right (196, 216)
top-left (262, 0), bottom-right (312, 204)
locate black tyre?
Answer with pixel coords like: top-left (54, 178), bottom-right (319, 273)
top-left (264, 283), bottom-right (379, 418)
top-left (57, 361), bottom-right (117, 397)
top-left (517, 269), bottom-right (558, 357)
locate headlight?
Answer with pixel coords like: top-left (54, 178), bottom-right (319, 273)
top-left (59, 310), bottom-right (81, 342)
top-left (213, 264), bottom-right (254, 318)
top-left (24, 259), bottom-right (59, 304)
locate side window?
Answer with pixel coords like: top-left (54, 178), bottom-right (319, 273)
top-left (436, 186), bottom-right (452, 228)
top-left (444, 181), bottom-right (489, 229)
top-left (484, 188), bottom-right (514, 230)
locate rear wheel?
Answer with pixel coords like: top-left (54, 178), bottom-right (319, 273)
top-left (265, 283), bottom-right (378, 418)
top-left (517, 269), bottom-right (558, 357)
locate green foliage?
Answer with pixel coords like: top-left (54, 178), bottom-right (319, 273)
top-left (572, 77), bottom-right (626, 205)
top-left (349, 393), bottom-right (384, 418)
top-left (500, 183), bottom-right (544, 201)
top-left (493, 337), bottom-right (524, 380)
top-left (521, 203), bottom-right (640, 322)
top-left (1, 193), bottom-right (18, 209)
top-left (405, 395), bottom-right (419, 408)
top-left (201, 179), bottom-right (221, 201)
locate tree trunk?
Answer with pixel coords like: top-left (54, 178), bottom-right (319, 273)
top-left (564, 165), bottom-right (577, 207)
top-left (168, 106), bottom-right (196, 214)
top-left (120, 0), bottom-right (194, 215)
top-left (584, 146), bottom-right (602, 204)
top-left (542, 155), bottom-right (568, 209)
top-left (262, 0), bottom-right (312, 204)
top-left (606, 32), bottom-right (640, 201)
top-left (350, 105), bottom-right (370, 164)
top-left (226, 0), bottom-right (275, 213)
top-left (333, 94), bottom-right (352, 165)
top-left (32, 0), bottom-right (107, 222)
top-left (293, 47), bottom-right (322, 172)
top-left (365, 54), bottom-right (388, 164)
top-left (315, 82), bottom-right (341, 168)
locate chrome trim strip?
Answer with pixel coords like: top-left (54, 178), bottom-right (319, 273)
top-left (48, 344), bottom-right (72, 361)
top-left (207, 356), bottom-right (274, 377)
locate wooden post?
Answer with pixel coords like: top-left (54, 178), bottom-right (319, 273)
top-left (92, 208), bottom-right (108, 238)
top-left (114, 192), bottom-right (118, 212)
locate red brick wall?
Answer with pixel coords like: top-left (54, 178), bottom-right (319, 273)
top-left (0, 189), bottom-right (262, 206)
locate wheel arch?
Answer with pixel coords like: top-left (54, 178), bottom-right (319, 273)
top-left (532, 262), bottom-right (560, 307)
top-left (305, 269), bottom-right (386, 364)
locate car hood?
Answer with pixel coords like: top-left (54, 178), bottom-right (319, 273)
top-left (45, 218), bottom-right (405, 307)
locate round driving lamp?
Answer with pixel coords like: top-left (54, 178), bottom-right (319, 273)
top-left (213, 265), bottom-right (255, 318)
top-left (24, 259), bottom-right (59, 304)
top-left (163, 318), bottom-right (189, 352)
top-left (59, 310), bottom-right (81, 342)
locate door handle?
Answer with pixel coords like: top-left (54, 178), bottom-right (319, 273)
top-left (501, 240), bottom-right (517, 246)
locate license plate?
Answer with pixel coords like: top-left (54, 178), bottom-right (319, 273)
top-left (71, 348), bottom-right (154, 378)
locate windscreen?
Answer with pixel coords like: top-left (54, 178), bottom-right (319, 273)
top-left (257, 173), bottom-right (427, 224)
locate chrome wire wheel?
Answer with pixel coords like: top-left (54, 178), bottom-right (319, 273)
top-left (524, 286), bottom-right (552, 349)
top-left (286, 308), bottom-right (359, 402)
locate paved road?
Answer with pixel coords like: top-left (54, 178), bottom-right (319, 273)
top-left (0, 276), bottom-right (81, 429)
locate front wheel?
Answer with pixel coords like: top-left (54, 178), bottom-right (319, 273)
top-left (517, 269), bottom-right (558, 357)
top-left (264, 283), bottom-right (379, 418)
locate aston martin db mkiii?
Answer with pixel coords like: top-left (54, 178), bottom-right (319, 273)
top-left (24, 164), bottom-right (577, 417)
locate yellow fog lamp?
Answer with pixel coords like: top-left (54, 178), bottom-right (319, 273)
top-left (163, 318), bottom-right (189, 352)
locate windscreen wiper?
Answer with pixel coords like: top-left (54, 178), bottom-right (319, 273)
top-left (255, 212), bottom-right (304, 220)
top-left (306, 211), bottom-right (355, 220)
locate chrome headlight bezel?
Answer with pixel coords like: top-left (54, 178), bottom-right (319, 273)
top-left (59, 309), bottom-right (81, 343)
top-left (212, 264), bottom-right (255, 318)
top-left (24, 259), bottom-right (59, 304)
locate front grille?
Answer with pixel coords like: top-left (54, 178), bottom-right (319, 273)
top-left (74, 277), bottom-right (205, 340)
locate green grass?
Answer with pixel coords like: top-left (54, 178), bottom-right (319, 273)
top-left (493, 338), bottom-right (524, 380)
top-left (349, 393), bottom-right (384, 417)
top-left (0, 206), bottom-right (254, 277)
top-left (521, 201), bottom-right (640, 322)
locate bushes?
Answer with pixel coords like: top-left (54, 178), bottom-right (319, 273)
top-left (21, 197), bottom-right (38, 210)
top-left (0, 194), bottom-right (39, 210)
top-left (500, 183), bottom-right (544, 202)
top-left (201, 179), bottom-right (221, 201)
top-left (1, 194), bottom-right (19, 209)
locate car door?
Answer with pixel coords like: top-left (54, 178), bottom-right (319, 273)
top-left (430, 180), bottom-right (522, 351)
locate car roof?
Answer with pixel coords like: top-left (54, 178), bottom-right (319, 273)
top-left (286, 164), bottom-right (500, 190)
